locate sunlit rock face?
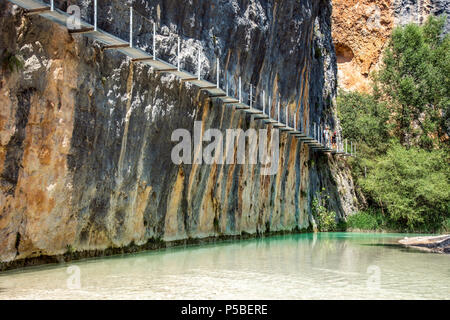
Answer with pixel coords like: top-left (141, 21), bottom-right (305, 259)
top-left (332, 0), bottom-right (449, 92)
top-left (394, 0), bottom-right (450, 32)
top-left (0, 0), bottom-right (358, 266)
top-left (332, 0), bottom-right (394, 92)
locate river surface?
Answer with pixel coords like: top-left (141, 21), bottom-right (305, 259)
top-left (0, 233), bottom-right (448, 300)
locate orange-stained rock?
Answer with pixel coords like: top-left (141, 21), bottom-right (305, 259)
top-left (332, 0), bottom-right (449, 92)
top-left (0, 0), bottom-right (359, 269)
top-left (332, 0), bottom-right (395, 92)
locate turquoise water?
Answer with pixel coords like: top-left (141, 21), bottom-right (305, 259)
top-left (0, 233), bottom-right (448, 300)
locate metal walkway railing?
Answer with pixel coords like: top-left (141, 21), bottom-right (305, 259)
top-left (8, 0), bottom-right (357, 157)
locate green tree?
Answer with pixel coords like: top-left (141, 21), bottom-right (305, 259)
top-left (337, 90), bottom-right (391, 157)
top-left (337, 16), bottom-right (450, 232)
top-left (361, 144), bottom-right (449, 231)
top-left (374, 16), bottom-right (449, 149)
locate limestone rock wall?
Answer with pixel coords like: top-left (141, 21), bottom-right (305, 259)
top-left (332, 0), bottom-right (449, 92)
top-left (0, 0), bottom-right (357, 266)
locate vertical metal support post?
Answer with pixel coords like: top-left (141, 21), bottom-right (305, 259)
top-left (263, 90), bottom-right (266, 115)
top-left (318, 123), bottom-right (320, 142)
top-left (250, 85), bottom-right (253, 108)
top-left (177, 36), bottom-right (181, 71)
top-left (268, 95), bottom-right (271, 118)
top-left (294, 114), bottom-right (297, 131)
top-left (285, 105), bottom-right (288, 127)
top-left (94, 0), bottom-right (97, 31)
top-left (320, 124), bottom-right (322, 145)
top-left (321, 124), bottom-right (323, 145)
top-left (318, 124), bottom-right (320, 142)
top-left (315, 123), bottom-right (318, 141)
top-left (153, 23), bottom-right (156, 60)
top-left (216, 60), bottom-right (219, 89)
top-left (299, 114), bottom-right (302, 133)
top-left (278, 101), bottom-right (280, 122)
top-left (129, 7), bottom-right (133, 48)
top-left (197, 50), bottom-right (201, 80)
top-left (319, 124), bottom-right (321, 144)
top-left (239, 77), bottom-right (242, 103)
top-left (51, 0), bottom-right (54, 11)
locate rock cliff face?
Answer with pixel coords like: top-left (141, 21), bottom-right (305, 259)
top-left (332, 0), bottom-right (450, 92)
top-left (0, 0), bottom-right (357, 268)
top-left (394, 0), bottom-right (450, 32)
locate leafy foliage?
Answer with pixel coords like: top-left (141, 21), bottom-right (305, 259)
top-left (346, 209), bottom-right (384, 231)
top-left (338, 90), bottom-right (391, 156)
top-left (1, 51), bottom-right (24, 73)
top-left (338, 16), bottom-right (450, 232)
top-left (361, 145), bottom-right (449, 231)
top-left (312, 190), bottom-right (337, 232)
top-left (374, 16), bottom-right (449, 149)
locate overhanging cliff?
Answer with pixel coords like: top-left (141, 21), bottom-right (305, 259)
top-left (0, 0), bottom-right (358, 268)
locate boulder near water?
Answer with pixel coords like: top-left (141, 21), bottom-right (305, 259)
top-left (399, 235), bottom-right (450, 254)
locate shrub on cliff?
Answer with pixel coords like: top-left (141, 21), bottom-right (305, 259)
top-left (1, 51), bottom-right (24, 73)
top-left (312, 192), bottom-right (337, 232)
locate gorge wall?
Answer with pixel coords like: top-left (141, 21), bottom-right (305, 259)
top-left (332, 0), bottom-right (450, 92)
top-left (0, 0), bottom-right (358, 269)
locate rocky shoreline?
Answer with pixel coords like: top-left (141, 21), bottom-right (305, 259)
top-left (399, 235), bottom-right (450, 254)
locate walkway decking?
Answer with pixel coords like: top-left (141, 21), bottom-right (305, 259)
top-left (9, 0), bottom-right (356, 157)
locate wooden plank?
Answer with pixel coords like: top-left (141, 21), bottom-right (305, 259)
top-left (155, 68), bottom-right (178, 73)
top-left (247, 110), bottom-right (263, 114)
top-left (222, 99), bottom-right (240, 103)
top-left (69, 27), bottom-right (95, 34)
top-left (181, 78), bottom-right (198, 82)
top-left (103, 44), bottom-right (129, 50)
top-left (25, 7), bottom-right (50, 15)
top-left (200, 86), bottom-right (218, 90)
top-left (132, 57), bottom-right (155, 62)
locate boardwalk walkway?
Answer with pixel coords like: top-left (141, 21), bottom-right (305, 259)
top-left (8, 0), bottom-right (356, 156)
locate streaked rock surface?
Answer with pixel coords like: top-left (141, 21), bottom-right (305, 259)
top-left (0, 0), bottom-right (358, 267)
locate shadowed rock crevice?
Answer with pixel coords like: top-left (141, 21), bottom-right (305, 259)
top-left (1, 88), bottom-right (34, 195)
top-left (335, 43), bottom-right (354, 64)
